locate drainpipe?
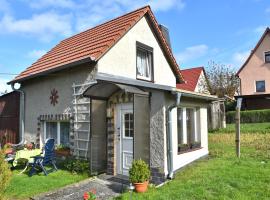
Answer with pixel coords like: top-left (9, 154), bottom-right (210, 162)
top-left (11, 83), bottom-right (25, 142)
top-left (167, 92), bottom-right (181, 179)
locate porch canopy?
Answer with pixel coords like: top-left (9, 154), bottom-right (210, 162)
top-left (83, 81), bottom-right (148, 99)
top-left (82, 81), bottom-right (150, 173)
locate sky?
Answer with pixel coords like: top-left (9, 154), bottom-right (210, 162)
top-left (0, 0), bottom-right (270, 93)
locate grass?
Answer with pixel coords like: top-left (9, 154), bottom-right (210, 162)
top-left (4, 169), bottom-right (88, 199)
top-left (117, 123), bottom-right (270, 200)
top-left (209, 122), bottom-right (270, 134)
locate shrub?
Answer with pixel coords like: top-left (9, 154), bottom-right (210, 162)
top-left (0, 150), bottom-right (11, 200)
top-left (129, 159), bottom-right (150, 183)
top-left (62, 158), bottom-right (90, 175)
top-left (226, 109), bottom-right (270, 124)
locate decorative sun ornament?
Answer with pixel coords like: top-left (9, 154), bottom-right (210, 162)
top-left (50, 88), bottom-right (59, 106)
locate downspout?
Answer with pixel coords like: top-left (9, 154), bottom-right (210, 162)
top-left (11, 83), bottom-right (25, 142)
top-left (167, 92), bottom-right (181, 179)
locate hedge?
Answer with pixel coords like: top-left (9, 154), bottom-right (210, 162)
top-left (226, 109), bottom-right (270, 124)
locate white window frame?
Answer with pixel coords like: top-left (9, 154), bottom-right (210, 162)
top-left (43, 121), bottom-right (70, 145)
top-left (177, 107), bottom-right (201, 153)
top-left (136, 42), bottom-right (153, 81)
top-left (122, 111), bottom-right (134, 140)
top-left (264, 51), bottom-right (270, 63)
top-left (255, 80), bottom-right (266, 93)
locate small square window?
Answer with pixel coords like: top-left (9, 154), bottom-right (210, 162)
top-left (136, 42), bottom-right (153, 81)
top-left (265, 52), bottom-right (270, 63)
top-left (256, 80), bottom-right (265, 92)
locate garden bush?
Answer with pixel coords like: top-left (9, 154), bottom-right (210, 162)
top-left (62, 158), bottom-right (90, 175)
top-left (226, 109), bottom-right (270, 124)
top-left (0, 150), bottom-right (11, 200)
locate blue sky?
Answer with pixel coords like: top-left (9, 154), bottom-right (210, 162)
top-left (0, 0), bottom-right (269, 92)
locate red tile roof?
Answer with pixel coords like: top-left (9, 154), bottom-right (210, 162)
top-left (10, 5), bottom-right (184, 84)
top-left (176, 67), bottom-right (204, 91)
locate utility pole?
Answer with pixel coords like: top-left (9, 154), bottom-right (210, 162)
top-left (235, 98), bottom-right (242, 158)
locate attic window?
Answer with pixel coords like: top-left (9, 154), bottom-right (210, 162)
top-left (136, 42), bottom-right (153, 81)
top-left (265, 51), bottom-right (270, 63)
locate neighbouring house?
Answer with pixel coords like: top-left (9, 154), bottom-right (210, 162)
top-left (8, 6), bottom-right (218, 184)
top-left (0, 91), bottom-right (20, 147)
top-left (236, 27), bottom-right (270, 110)
top-left (177, 67), bottom-right (226, 130)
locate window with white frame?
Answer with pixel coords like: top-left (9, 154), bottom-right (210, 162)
top-left (265, 51), bottom-right (270, 63)
top-left (177, 107), bottom-right (201, 153)
top-left (124, 112), bottom-right (134, 138)
top-left (44, 121), bottom-right (70, 146)
top-left (255, 80), bottom-right (265, 92)
top-left (136, 42), bottom-right (153, 81)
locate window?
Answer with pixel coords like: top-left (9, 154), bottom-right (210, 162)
top-left (124, 113), bottom-right (134, 138)
top-left (256, 80), bottom-right (265, 92)
top-left (265, 51), bottom-right (270, 63)
top-left (45, 121), bottom-right (70, 146)
top-left (177, 107), bottom-right (201, 153)
top-left (136, 42), bottom-right (153, 81)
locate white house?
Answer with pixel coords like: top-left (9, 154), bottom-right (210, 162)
top-left (8, 6), bottom-right (217, 184)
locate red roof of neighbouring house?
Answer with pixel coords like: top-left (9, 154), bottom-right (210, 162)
top-left (176, 67), bottom-right (204, 91)
top-left (10, 5), bottom-right (184, 84)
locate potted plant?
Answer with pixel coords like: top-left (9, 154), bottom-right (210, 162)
top-left (129, 159), bottom-right (150, 193)
top-left (191, 142), bottom-right (201, 149)
top-left (178, 143), bottom-right (190, 152)
top-left (55, 144), bottom-right (70, 156)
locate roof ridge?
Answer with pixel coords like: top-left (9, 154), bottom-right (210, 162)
top-left (60, 5), bottom-right (150, 44)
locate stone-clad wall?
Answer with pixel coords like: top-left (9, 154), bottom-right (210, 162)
top-left (149, 90), bottom-right (167, 184)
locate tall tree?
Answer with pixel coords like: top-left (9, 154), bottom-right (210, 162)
top-left (206, 61), bottom-right (239, 98)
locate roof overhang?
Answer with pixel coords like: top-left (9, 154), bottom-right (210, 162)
top-left (8, 57), bottom-right (94, 85)
top-left (83, 81), bottom-right (148, 99)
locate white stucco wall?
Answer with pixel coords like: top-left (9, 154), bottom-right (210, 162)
top-left (21, 64), bottom-right (95, 142)
top-left (169, 104), bottom-right (208, 173)
top-left (195, 71), bottom-right (210, 94)
top-left (97, 16), bottom-right (176, 87)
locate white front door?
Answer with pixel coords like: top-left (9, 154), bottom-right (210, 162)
top-left (116, 103), bottom-right (134, 176)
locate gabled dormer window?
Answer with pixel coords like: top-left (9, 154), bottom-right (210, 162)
top-left (265, 51), bottom-right (270, 63)
top-left (136, 42), bottom-right (153, 81)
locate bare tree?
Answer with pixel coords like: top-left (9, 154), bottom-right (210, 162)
top-left (206, 60), bottom-right (239, 98)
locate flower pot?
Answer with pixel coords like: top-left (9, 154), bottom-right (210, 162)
top-left (55, 149), bottom-right (70, 157)
top-left (134, 181), bottom-right (149, 193)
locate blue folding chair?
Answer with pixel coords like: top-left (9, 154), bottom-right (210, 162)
top-left (29, 138), bottom-right (57, 176)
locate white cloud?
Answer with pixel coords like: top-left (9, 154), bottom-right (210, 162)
top-left (28, 49), bottom-right (47, 59)
top-left (176, 44), bottom-right (209, 63)
top-left (232, 51), bottom-right (250, 67)
top-left (27, 0), bottom-right (76, 9)
top-left (0, 77), bottom-right (11, 94)
top-left (0, 12), bottom-right (73, 41)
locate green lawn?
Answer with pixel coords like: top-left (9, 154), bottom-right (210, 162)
top-left (117, 123), bottom-right (270, 200)
top-left (4, 169), bottom-right (88, 199)
top-left (209, 122), bottom-right (270, 134)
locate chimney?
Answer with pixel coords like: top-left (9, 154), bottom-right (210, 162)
top-left (159, 24), bottom-right (172, 50)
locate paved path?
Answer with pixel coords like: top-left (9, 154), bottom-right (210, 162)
top-left (31, 177), bottom-right (127, 200)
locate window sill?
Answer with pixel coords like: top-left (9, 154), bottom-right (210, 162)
top-left (136, 76), bottom-right (154, 83)
top-left (177, 147), bottom-right (203, 155)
